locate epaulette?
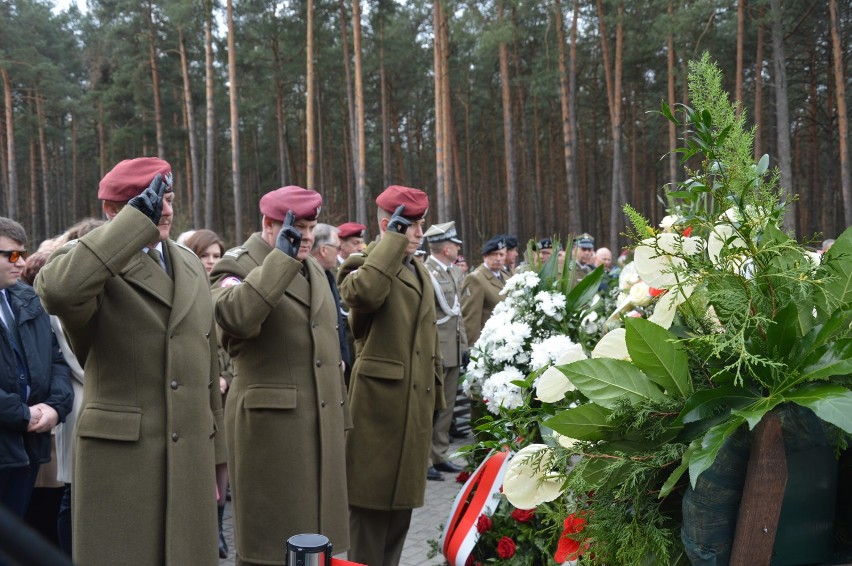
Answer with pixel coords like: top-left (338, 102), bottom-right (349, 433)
top-left (174, 241), bottom-right (196, 256)
top-left (63, 239), bottom-right (79, 248)
top-left (223, 247), bottom-right (249, 259)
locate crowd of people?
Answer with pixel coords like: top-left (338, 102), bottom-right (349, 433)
top-left (1, 155), bottom-right (647, 566)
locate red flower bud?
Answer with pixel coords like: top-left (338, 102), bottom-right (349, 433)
top-left (476, 514), bottom-right (493, 534)
top-left (511, 508), bottom-right (536, 523)
top-left (496, 536), bottom-right (516, 559)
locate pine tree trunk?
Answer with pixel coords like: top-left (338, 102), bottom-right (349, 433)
top-left (769, 0), bottom-right (794, 234)
top-left (667, 1), bottom-right (677, 189)
top-left (440, 5), bottom-right (453, 220)
top-left (555, 0), bottom-right (580, 232)
top-left (338, 0), bottom-right (357, 219)
top-left (36, 91), bottom-right (50, 238)
top-left (1, 67), bottom-right (16, 218)
top-left (306, 0), bottom-right (316, 190)
top-left (352, 0), bottom-right (367, 227)
top-left (829, 0), bottom-right (851, 227)
top-left (204, 0), bottom-right (216, 229)
top-left (178, 28), bottom-right (202, 228)
top-left (145, 1), bottom-right (165, 159)
top-left (379, 17), bottom-right (391, 189)
top-left (754, 17), bottom-right (764, 160)
top-left (735, 0), bottom-right (746, 116)
top-left (499, 0), bottom-right (518, 236)
top-left (227, 0), bottom-right (243, 239)
top-left (433, 0), bottom-right (446, 219)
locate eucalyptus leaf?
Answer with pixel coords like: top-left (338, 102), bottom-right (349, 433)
top-left (679, 385), bottom-right (759, 424)
top-left (756, 154), bottom-right (769, 175)
top-left (545, 404), bottom-right (614, 441)
top-left (560, 359), bottom-right (666, 408)
top-left (624, 318), bottom-right (692, 397)
top-left (688, 415), bottom-right (746, 488)
top-left (786, 384), bottom-right (852, 434)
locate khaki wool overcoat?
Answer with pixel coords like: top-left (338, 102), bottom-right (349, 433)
top-left (338, 232), bottom-right (443, 510)
top-left (211, 233), bottom-right (350, 562)
top-left (461, 263), bottom-right (506, 345)
top-left (35, 208), bottom-right (223, 566)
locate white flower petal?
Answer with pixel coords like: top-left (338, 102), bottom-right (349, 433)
top-left (707, 224), bottom-right (747, 269)
top-left (627, 281), bottom-right (652, 306)
top-left (503, 444), bottom-right (564, 509)
top-left (648, 284), bottom-right (694, 329)
top-left (592, 328), bottom-right (629, 360)
top-left (536, 366), bottom-right (575, 403)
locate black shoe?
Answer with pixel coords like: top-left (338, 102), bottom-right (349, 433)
top-left (434, 461), bottom-right (463, 473)
top-left (427, 466), bottom-right (445, 481)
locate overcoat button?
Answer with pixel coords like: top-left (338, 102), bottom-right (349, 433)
top-left (413, 383), bottom-right (417, 390)
top-left (340, 400), bottom-right (344, 406)
top-left (316, 359), bottom-right (322, 367)
top-left (321, 400), bottom-right (326, 407)
top-left (172, 433), bottom-right (179, 442)
top-left (427, 387), bottom-right (432, 392)
top-left (209, 431), bottom-right (216, 438)
top-left (170, 380), bottom-right (178, 390)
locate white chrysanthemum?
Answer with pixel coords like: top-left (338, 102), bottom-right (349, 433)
top-left (529, 335), bottom-right (576, 371)
top-left (503, 444), bottom-right (564, 509)
top-left (482, 366), bottom-right (525, 414)
top-left (634, 233), bottom-right (702, 289)
top-left (489, 322), bottom-right (531, 363)
top-left (535, 291), bottom-right (567, 320)
top-left (502, 271), bottom-right (540, 299)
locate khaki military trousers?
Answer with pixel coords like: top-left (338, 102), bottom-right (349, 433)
top-left (348, 506), bottom-right (412, 566)
top-left (430, 365), bottom-right (460, 466)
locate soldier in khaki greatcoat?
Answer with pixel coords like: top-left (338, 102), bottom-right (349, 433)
top-left (422, 222), bottom-right (468, 482)
top-left (35, 158), bottom-right (224, 566)
top-left (338, 185), bottom-right (443, 566)
top-left (211, 186), bottom-right (350, 565)
top-left (461, 235), bottom-right (508, 345)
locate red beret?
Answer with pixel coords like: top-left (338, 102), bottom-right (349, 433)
top-left (98, 157), bottom-right (173, 202)
top-left (337, 222), bottom-right (366, 240)
top-left (375, 185), bottom-right (429, 219)
top-left (259, 186), bottom-right (323, 222)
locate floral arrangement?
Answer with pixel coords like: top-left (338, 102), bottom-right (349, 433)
top-left (451, 53), bottom-right (852, 566)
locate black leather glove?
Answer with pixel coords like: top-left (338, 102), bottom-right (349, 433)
top-left (461, 350), bottom-right (471, 370)
top-left (275, 210), bottom-right (302, 258)
top-left (387, 204), bottom-right (412, 235)
top-left (128, 174), bottom-right (168, 225)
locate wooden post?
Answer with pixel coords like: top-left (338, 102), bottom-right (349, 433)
top-left (730, 413), bottom-right (787, 566)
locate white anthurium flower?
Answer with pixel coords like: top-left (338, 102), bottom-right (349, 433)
top-left (634, 233), bottom-right (702, 289)
top-left (618, 262), bottom-right (640, 291)
top-left (648, 284), bottom-right (695, 329)
top-left (592, 328), bottom-right (629, 360)
top-left (804, 250), bottom-right (821, 268)
top-left (627, 280), bottom-right (652, 307)
top-left (707, 223), bottom-right (748, 271)
top-left (536, 366), bottom-right (576, 403)
top-left (503, 444), bottom-right (564, 509)
top-left (554, 431), bottom-right (579, 450)
top-left (659, 214), bottom-right (679, 232)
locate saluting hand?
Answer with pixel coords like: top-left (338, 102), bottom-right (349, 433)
top-left (275, 210), bottom-right (302, 258)
top-left (128, 173), bottom-right (168, 225)
top-left (387, 205), bottom-right (411, 234)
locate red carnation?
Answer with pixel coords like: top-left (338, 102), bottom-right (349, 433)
top-left (456, 470), bottom-right (471, 484)
top-left (554, 513), bottom-right (589, 563)
top-left (496, 536), bottom-right (516, 559)
top-left (511, 508), bottom-right (536, 523)
top-left (476, 514), bottom-right (493, 534)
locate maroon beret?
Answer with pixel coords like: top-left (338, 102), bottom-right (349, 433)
top-left (375, 185), bottom-right (429, 219)
top-left (337, 222), bottom-right (366, 240)
top-left (98, 157), bottom-right (173, 202)
top-left (259, 186), bottom-right (323, 222)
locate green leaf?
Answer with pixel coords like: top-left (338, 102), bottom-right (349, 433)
top-left (659, 439), bottom-right (700, 498)
top-left (688, 415), bottom-right (746, 488)
top-left (789, 314), bottom-right (852, 369)
top-left (660, 100), bottom-right (678, 125)
top-left (624, 318), bottom-right (692, 397)
top-left (765, 303), bottom-right (800, 363)
top-left (679, 385), bottom-right (760, 424)
top-left (731, 396), bottom-right (784, 429)
top-left (545, 404), bottom-right (614, 441)
top-left (560, 359), bottom-right (666, 408)
top-left (786, 384), bottom-right (852, 434)
top-left (572, 457), bottom-right (610, 490)
top-left (820, 225), bottom-right (852, 308)
top-left (756, 154), bottom-right (769, 175)
top-left (799, 338), bottom-right (852, 381)
top-left (564, 265), bottom-right (604, 312)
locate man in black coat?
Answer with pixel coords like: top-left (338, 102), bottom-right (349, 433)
top-left (0, 216), bottom-right (72, 520)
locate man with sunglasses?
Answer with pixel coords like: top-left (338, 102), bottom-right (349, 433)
top-left (0, 217), bottom-right (73, 530)
top-left (35, 158), bottom-right (225, 566)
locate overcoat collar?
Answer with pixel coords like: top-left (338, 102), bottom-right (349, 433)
top-left (119, 246), bottom-right (175, 308)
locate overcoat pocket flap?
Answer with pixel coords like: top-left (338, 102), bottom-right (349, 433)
top-left (244, 386), bottom-right (297, 410)
top-left (358, 357), bottom-right (404, 380)
top-left (77, 405), bottom-right (142, 442)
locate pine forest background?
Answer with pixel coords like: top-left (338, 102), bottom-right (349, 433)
top-left (1, 0), bottom-right (850, 255)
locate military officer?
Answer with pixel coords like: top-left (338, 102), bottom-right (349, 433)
top-left (336, 221), bottom-right (366, 266)
top-left (461, 235), bottom-right (508, 345)
top-left (502, 234), bottom-right (520, 274)
top-left (338, 185), bottom-right (443, 566)
top-left (35, 157), bottom-right (224, 566)
top-left (423, 222), bottom-right (468, 482)
top-left (211, 187), bottom-right (350, 565)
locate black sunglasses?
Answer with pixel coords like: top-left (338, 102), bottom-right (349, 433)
top-left (0, 250), bottom-right (28, 263)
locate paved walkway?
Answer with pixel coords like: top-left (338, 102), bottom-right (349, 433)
top-left (219, 437), bottom-right (470, 566)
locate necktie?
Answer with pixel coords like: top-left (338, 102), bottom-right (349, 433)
top-left (148, 247), bottom-right (165, 272)
top-left (1, 291), bottom-right (29, 400)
